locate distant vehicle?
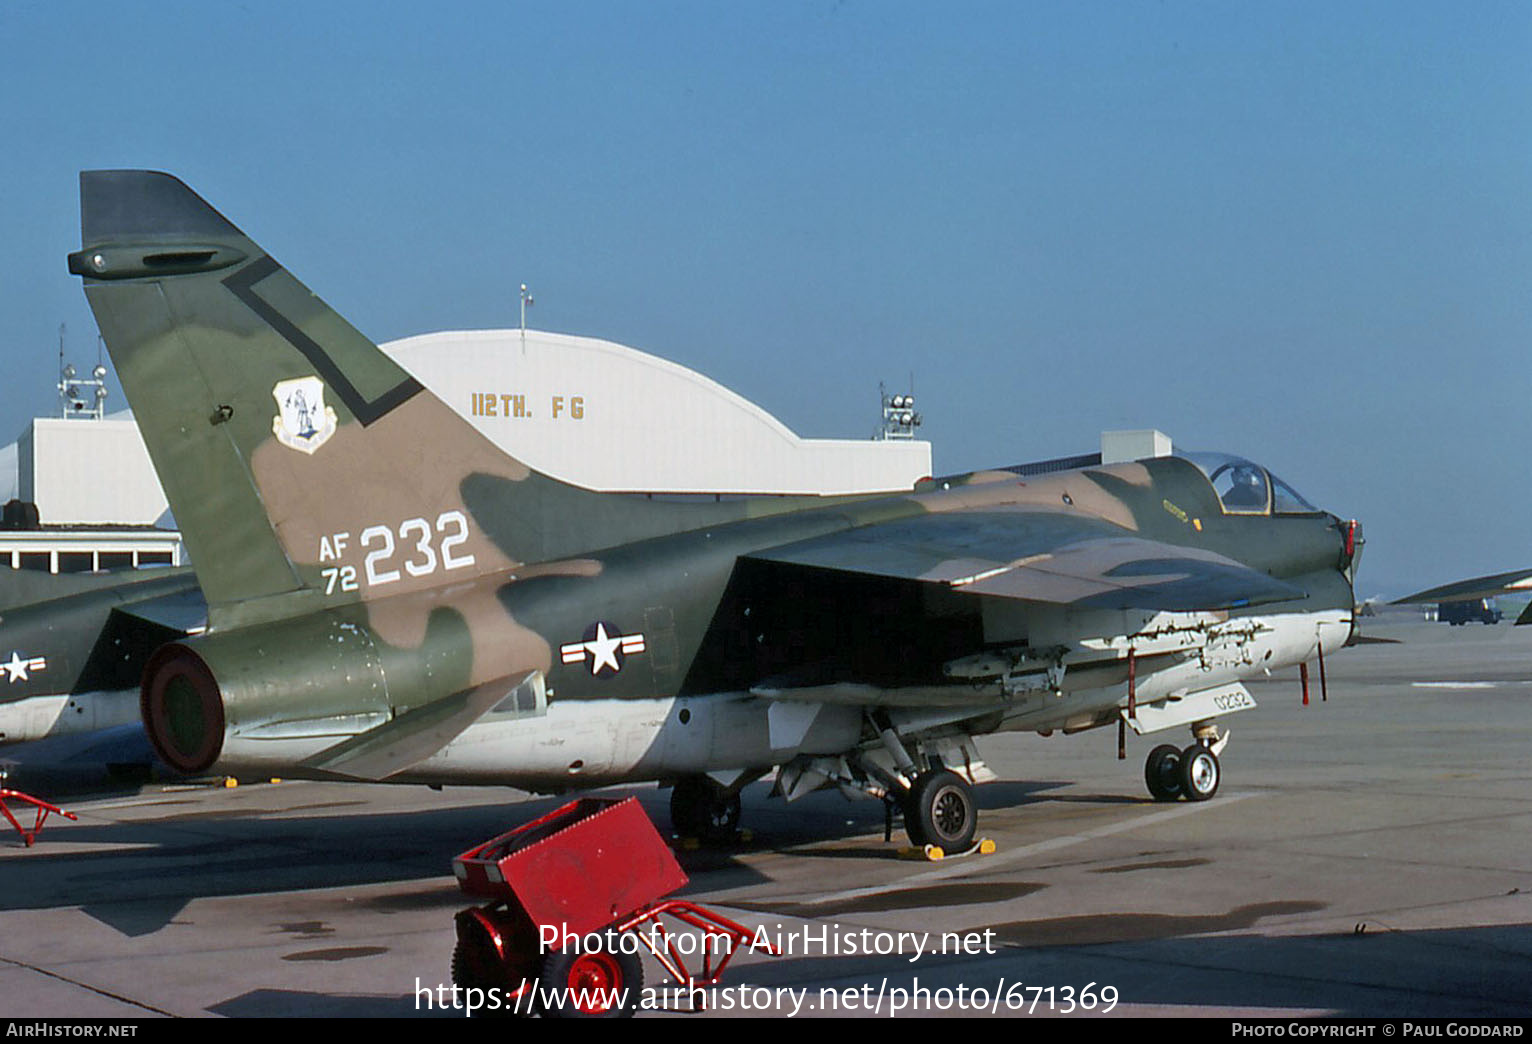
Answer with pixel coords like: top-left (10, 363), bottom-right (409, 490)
top-left (1438, 598), bottom-right (1502, 626)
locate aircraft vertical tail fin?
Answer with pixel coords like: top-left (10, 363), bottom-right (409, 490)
top-left (69, 171), bottom-right (553, 627)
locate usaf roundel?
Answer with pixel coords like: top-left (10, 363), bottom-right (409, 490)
top-left (272, 376), bottom-right (338, 454)
top-left (561, 622), bottom-right (646, 677)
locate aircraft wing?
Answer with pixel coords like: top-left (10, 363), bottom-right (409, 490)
top-left (748, 681), bottom-right (1007, 709)
top-left (746, 510), bottom-right (1305, 611)
top-left (1393, 569), bottom-right (1532, 605)
top-left (1394, 568), bottom-right (1532, 625)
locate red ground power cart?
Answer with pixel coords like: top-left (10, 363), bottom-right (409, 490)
top-left (451, 796), bottom-right (772, 1018)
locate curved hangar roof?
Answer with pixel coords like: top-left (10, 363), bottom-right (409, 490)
top-left (13, 330), bottom-right (932, 527)
top-left (388, 329), bottom-right (932, 496)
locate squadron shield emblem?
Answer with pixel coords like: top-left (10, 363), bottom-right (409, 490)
top-left (271, 376), bottom-right (338, 454)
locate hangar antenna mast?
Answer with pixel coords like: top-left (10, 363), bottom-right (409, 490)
top-left (57, 323), bottom-right (108, 421)
top-left (878, 381), bottom-right (921, 440)
top-left (520, 283), bottom-right (534, 354)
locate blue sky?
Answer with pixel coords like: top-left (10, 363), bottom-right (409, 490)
top-left (1, 1), bottom-right (1527, 595)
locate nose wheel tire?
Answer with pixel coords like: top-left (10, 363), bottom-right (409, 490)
top-left (1144, 744), bottom-right (1183, 801)
top-left (904, 769), bottom-right (977, 851)
top-left (1178, 744), bottom-right (1220, 802)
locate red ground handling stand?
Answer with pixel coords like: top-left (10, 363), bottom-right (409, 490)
top-left (0, 788), bottom-right (77, 846)
top-left (451, 796), bottom-right (774, 1018)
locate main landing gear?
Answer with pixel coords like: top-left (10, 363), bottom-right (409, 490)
top-left (1143, 727), bottom-right (1223, 803)
top-left (863, 711), bottom-right (980, 850)
top-left (671, 724), bottom-right (987, 852)
top-left (902, 769), bottom-right (977, 852)
top-left (668, 776), bottom-right (742, 844)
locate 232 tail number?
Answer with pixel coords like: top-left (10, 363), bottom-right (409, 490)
top-left (320, 511), bottom-right (475, 595)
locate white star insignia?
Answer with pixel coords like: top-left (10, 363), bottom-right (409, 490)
top-left (585, 623), bottom-right (623, 676)
top-left (4, 652), bottom-right (35, 683)
top-left (559, 625), bottom-right (647, 677)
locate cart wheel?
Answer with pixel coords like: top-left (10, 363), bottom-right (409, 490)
top-left (669, 775), bottom-right (741, 843)
top-left (451, 943), bottom-right (509, 1018)
top-left (539, 942), bottom-right (643, 1018)
top-left (452, 940), bottom-right (531, 1018)
top-left (450, 943), bottom-right (476, 990)
top-left (451, 929), bottom-right (500, 990)
top-left (453, 906), bottom-right (540, 1018)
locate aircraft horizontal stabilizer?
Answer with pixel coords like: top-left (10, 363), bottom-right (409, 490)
top-left (299, 673), bottom-right (533, 781)
top-left (747, 513), bottom-right (1305, 611)
top-left (111, 581), bottom-right (208, 635)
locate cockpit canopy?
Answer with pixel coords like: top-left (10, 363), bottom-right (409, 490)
top-left (1179, 452), bottom-right (1319, 515)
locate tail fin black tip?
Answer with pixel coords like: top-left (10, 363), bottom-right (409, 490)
top-left (80, 170), bottom-right (241, 245)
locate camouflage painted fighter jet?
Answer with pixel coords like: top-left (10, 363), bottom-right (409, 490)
top-left (67, 171), bottom-right (1362, 849)
top-left (0, 567), bottom-right (199, 763)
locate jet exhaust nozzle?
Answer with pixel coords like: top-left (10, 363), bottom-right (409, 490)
top-left (141, 644), bottom-right (225, 774)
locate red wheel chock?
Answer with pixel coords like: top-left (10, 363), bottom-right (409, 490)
top-left (0, 788), bottom-right (78, 846)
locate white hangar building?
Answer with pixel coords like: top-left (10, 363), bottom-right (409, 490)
top-left (388, 329), bottom-right (931, 496)
top-left (3, 330), bottom-right (933, 573)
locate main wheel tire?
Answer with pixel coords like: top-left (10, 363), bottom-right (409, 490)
top-left (1144, 744), bottom-right (1183, 801)
top-left (539, 943), bottom-right (643, 1019)
top-left (1178, 743), bottom-right (1220, 802)
top-left (904, 769), bottom-right (977, 851)
top-left (669, 776), bottom-right (741, 843)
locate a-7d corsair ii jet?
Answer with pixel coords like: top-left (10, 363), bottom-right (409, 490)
top-left (69, 171), bottom-right (1361, 850)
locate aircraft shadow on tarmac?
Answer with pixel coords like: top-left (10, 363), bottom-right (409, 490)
top-left (2, 789), bottom-right (630, 935)
top-left (746, 919), bottom-right (1532, 1018)
top-left (0, 778), bottom-right (1070, 936)
top-left (733, 919), bottom-right (1531, 1018)
top-left (210, 990), bottom-right (428, 1018)
top-left (203, 918), bottom-right (1532, 1018)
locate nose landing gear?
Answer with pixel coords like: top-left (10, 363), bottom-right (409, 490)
top-left (1144, 744), bottom-right (1183, 801)
top-left (1142, 727), bottom-right (1224, 803)
top-left (1178, 744), bottom-right (1220, 801)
